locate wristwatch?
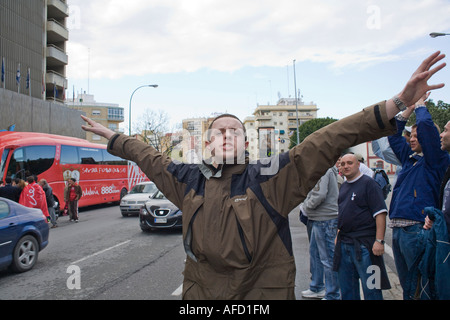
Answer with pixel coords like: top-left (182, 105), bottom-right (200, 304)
top-left (393, 96), bottom-right (407, 111)
top-left (375, 239), bottom-right (385, 245)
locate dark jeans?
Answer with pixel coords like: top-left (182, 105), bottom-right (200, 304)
top-left (337, 242), bottom-right (383, 300)
top-left (68, 200), bottom-right (79, 220)
top-left (392, 224), bottom-right (423, 300)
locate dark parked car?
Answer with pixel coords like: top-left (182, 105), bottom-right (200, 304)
top-left (0, 197), bottom-right (49, 273)
top-left (139, 189), bottom-right (182, 231)
top-left (120, 181), bottom-right (157, 217)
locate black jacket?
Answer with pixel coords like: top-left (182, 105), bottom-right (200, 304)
top-left (0, 185), bottom-right (21, 202)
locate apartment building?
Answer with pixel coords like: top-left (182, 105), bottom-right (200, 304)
top-left (253, 97), bottom-right (318, 156)
top-left (0, 0), bottom-right (68, 102)
top-left (66, 93), bottom-right (125, 144)
top-left (182, 117), bottom-right (209, 163)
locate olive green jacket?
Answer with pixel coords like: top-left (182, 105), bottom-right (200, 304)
top-left (107, 101), bottom-right (396, 299)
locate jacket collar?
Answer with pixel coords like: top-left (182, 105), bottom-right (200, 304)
top-left (199, 156), bottom-right (249, 180)
top-left (409, 152), bottom-right (423, 160)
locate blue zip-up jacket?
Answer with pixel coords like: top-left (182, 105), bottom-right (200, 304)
top-left (417, 207), bottom-right (450, 300)
top-left (388, 107), bottom-right (450, 222)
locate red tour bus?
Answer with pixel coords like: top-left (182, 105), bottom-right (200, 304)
top-left (0, 131), bottom-right (148, 211)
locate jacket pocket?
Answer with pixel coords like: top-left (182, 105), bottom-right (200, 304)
top-left (235, 217), bottom-right (252, 263)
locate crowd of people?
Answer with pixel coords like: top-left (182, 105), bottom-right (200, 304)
top-left (0, 176), bottom-right (83, 227)
top-left (1, 51), bottom-right (447, 301)
top-left (80, 52), bottom-right (449, 300)
top-left (300, 95), bottom-right (450, 300)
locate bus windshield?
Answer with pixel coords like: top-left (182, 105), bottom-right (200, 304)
top-left (6, 145), bottom-right (56, 179)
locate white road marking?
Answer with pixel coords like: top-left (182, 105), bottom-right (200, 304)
top-left (71, 240), bottom-right (131, 265)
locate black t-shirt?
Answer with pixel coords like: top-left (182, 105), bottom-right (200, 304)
top-left (338, 174), bottom-right (387, 238)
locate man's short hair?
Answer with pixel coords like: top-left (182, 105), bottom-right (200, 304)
top-left (206, 113), bottom-right (247, 141)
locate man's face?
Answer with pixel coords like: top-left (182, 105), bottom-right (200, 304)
top-left (340, 154), bottom-right (360, 180)
top-left (440, 121), bottom-right (450, 151)
top-left (205, 117), bottom-right (248, 165)
top-left (409, 127), bottom-right (422, 153)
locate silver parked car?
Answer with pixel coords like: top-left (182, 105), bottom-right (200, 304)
top-left (119, 181), bottom-right (157, 217)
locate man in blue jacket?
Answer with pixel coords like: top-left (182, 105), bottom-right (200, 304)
top-left (388, 93), bottom-right (450, 299)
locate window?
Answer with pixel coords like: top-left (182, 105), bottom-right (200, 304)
top-left (79, 147), bottom-right (103, 165)
top-left (102, 150), bottom-right (127, 165)
top-left (92, 110), bottom-right (101, 115)
top-left (61, 145), bottom-right (80, 164)
top-left (0, 200), bottom-right (9, 219)
top-left (108, 107), bottom-right (124, 121)
top-left (7, 146), bottom-right (55, 178)
top-left (130, 183), bottom-right (157, 194)
top-left (0, 149), bottom-right (10, 179)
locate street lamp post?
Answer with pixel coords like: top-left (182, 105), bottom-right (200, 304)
top-left (430, 32), bottom-right (450, 38)
top-left (129, 84), bottom-right (158, 136)
top-left (293, 59), bottom-right (300, 145)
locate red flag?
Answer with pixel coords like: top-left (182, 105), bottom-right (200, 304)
top-left (19, 182), bottom-right (50, 219)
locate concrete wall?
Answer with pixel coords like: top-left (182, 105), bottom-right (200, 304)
top-left (0, 88), bottom-right (86, 139)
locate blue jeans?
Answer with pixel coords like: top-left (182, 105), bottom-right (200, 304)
top-left (392, 224), bottom-right (423, 300)
top-left (337, 242), bottom-right (383, 300)
top-left (308, 218), bottom-right (340, 300)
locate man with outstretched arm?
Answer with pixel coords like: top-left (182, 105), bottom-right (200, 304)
top-left (81, 52), bottom-right (445, 300)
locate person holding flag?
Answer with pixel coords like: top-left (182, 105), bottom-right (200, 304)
top-left (19, 176), bottom-right (50, 222)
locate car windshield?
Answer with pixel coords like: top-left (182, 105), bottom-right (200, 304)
top-left (153, 190), bottom-right (167, 200)
top-left (130, 183), bottom-right (157, 194)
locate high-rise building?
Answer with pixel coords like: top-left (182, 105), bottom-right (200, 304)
top-left (0, 0), bottom-right (68, 102)
top-left (253, 97), bottom-right (318, 156)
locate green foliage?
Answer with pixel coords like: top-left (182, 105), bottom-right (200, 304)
top-left (407, 100), bottom-right (450, 132)
top-left (289, 117), bottom-right (338, 148)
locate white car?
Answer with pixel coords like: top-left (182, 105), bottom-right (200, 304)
top-left (119, 182), bottom-right (157, 217)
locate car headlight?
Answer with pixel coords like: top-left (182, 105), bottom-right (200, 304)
top-left (120, 200), bottom-right (127, 205)
top-left (140, 206), bottom-right (149, 215)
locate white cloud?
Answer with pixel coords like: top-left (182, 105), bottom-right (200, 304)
top-left (67, 0), bottom-right (450, 79)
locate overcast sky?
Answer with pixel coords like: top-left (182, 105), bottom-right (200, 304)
top-left (66, 0), bottom-right (450, 131)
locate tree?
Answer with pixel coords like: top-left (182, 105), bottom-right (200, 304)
top-left (407, 99), bottom-right (450, 132)
top-left (289, 117), bottom-right (338, 148)
top-left (134, 109), bottom-right (170, 152)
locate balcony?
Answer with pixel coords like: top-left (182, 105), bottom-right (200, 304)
top-left (46, 45), bottom-right (68, 67)
top-left (46, 70), bottom-right (67, 89)
top-left (47, 19), bottom-right (69, 43)
top-left (47, 0), bottom-right (69, 19)
top-left (255, 114), bottom-right (272, 121)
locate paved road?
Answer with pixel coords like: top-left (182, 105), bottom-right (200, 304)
top-left (0, 204), bottom-right (185, 300)
top-left (0, 202), bottom-right (401, 300)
